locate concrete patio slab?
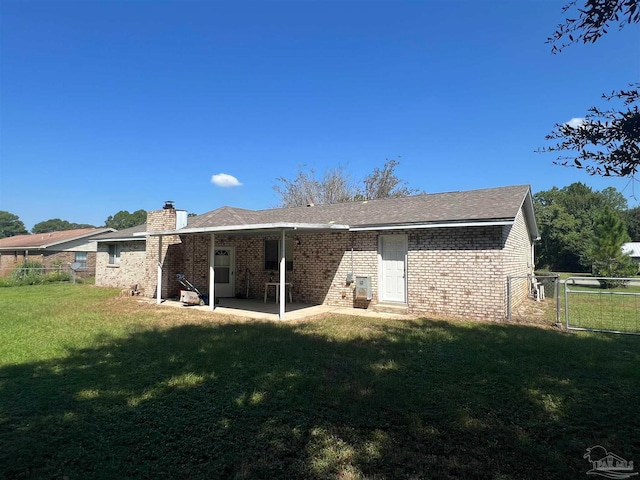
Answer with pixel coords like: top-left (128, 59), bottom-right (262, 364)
top-left (151, 297), bottom-right (416, 321)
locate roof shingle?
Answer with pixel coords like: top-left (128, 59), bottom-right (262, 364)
top-left (186, 185), bottom-right (532, 229)
top-left (0, 228), bottom-right (114, 250)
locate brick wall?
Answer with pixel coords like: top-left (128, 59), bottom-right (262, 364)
top-left (176, 233), bottom-right (355, 305)
top-left (0, 252), bottom-right (26, 275)
top-left (0, 250), bottom-right (97, 277)
top-left (143, 208), bottom-right (185, 299)
top-left (107, 205), bottom-right (533, 320)
top-left (407, 226), bottom-right (506, 319)
top-left (501, 209), bottom-right (534, 313)
top-left (95, 241), bottom-right (147, 290)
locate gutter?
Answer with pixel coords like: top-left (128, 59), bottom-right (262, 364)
top-left (135, 222), bottom-right (351, 237)
top-left (349, 220), bottom-right (515, 232)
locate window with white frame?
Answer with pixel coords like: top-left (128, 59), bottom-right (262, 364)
top-left (264, 239), bottom-right (293, 271)
top-left (74, 252), bottom-right (87, 270)
top-left (108, 244), bottom-right (121, 265)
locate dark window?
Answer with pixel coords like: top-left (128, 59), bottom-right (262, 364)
top-left (108, 244), bottom-right (121, 265)
top-left (74, 252), bottom-right (87, 270)
top-left (264, 239), bottom-right (293, 271)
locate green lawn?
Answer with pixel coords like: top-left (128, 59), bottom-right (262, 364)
top-left (561, 281), bottom-right (640, 333)
top-left (1, 285), bottom-right (639, 479)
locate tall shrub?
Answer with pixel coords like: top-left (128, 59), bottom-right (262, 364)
top-left (590, 211), bottom-right (637, 288)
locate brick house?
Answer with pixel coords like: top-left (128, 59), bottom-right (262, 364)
top-left (0, 228), bottom-right (115, 277)
top-left (92, 224), bottom-right (148, 289)
top-left (94, 185), bottom-right (539, 321)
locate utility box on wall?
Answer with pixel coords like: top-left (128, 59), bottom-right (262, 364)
top-left (355, 276), bottom-right (372, 300)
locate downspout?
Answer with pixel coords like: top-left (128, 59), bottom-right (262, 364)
top-left (156, 236), bottom-right (163, 304)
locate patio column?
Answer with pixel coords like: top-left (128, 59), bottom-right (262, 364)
top-left (156, 236), bottom-right (163, 304)
top-left (279, 229), bottom-right (286, 320)
top-left (209, 233), bottom-right (215, 311)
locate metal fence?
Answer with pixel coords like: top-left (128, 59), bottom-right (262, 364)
top-left (564, 276), bottom-right (640, 335)
top-left (507, 274), bottom-right (560, 323)
top-left (0, 264), bottom-right (91, 285)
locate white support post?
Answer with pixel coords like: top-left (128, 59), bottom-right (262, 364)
top-left (209, 233), bottom-right (215, 311)
top-left (156, 236), bottom-right (163, 304)
top-left (279, 229), bottom-right (286, 320)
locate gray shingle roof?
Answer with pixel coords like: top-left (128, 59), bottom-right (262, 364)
top-left (187, 185), bottom-right (533, 229)
top-left (92, 224), bottom-right (147, 241)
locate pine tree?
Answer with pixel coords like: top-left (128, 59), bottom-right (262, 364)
top-left (590, 210), bottom-right (638, 287)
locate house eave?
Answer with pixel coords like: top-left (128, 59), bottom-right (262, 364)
top-left (135, 222), bottom-right (351, 237)
top-left (348, 220), bottom-right (515, 231)
top-left (92, 236), bottom-right (144, 243)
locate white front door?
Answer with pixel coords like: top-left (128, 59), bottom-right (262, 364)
top-left (381, 235), bottom-right (407, 303)
top-left (213, 247), bottom-right (235, 297)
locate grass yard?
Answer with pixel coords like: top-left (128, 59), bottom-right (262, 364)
top-left (1, 285), bottom-right (639, 479)
top-left (562, 281), bottom-right (640, 334)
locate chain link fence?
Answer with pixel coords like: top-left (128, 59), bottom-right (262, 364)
top-left (507, 274), bottom-right (561, 324)
top-left (0, 263), bottom-right (90, 286)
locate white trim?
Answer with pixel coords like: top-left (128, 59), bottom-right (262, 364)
top-left (279, 229), bottom-right (286, 320)
top-left (137, 222), bottom-right (350, 237)
top-left (379, 234), bottom-right (408, 303)
top-left (351, 220), bottom-right (514, 232)
top-left (156, 236), bottom-right (163, 305)
top-left (209, 234), bottom-right (216, 312)
top-left (212, 245), bottom-right (235, 298)
top-left (93, 237), bottom-right (143, 243)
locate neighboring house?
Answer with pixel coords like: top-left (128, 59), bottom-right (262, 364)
top-left (94, 185), bottom-right (539, 321)
top-left (0, 228), bottom-right (115, 277)
top-left (622, 242), bottom-right (640, 271)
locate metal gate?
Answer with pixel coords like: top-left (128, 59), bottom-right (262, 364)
top-left (565, 277), bottom-right (640, 335)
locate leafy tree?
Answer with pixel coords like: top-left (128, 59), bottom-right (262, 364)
top-left (105, 209), bottom-right (147, 230)
top-left (541, 1), bottom-right (639, 177)
top-left (0, 211), bottom-right (28, 239)
top-left (624, 205), bottom-right (640, 240)
top-left (540, 84), bottom-right (640, 176)
top-left (548, 0), bottom-right (639, 53)
top-left (274, 159), bottom-right (421, 207)
top-left (590, 209), bottom-right (637, 287)
top-left (32, 219), bottom-right (95, 234)
top-left (534, 182), bottom-right (627, 270)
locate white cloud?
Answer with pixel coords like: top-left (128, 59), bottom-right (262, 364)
top-left (211, 173), bottom-right (242, 187)
top-left (565, 117), bottom-right (585, 128)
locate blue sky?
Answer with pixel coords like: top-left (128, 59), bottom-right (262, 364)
top-left (1, 1), bottom-right (639, 230)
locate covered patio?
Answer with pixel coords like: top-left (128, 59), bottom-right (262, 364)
top-left (145, 221), bottom-right (350, 320)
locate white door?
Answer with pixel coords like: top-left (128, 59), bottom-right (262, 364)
top-left (381, 235), bottom-right (407, 303)
top-left (213, 247), bottom-right (235, 297)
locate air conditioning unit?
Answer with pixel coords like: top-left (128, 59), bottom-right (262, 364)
top-left (355, 276), bottom-right (372, 300)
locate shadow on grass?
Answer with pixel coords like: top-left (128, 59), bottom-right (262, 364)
top-left (1, 318), bottom-right (639, 479)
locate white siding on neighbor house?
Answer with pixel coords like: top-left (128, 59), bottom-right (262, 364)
top-left (47, 237), bottom-right (99, 253)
